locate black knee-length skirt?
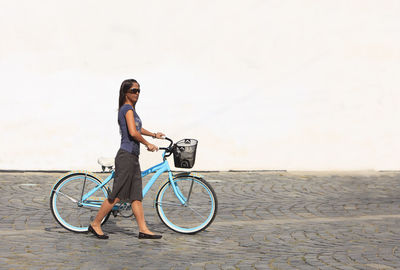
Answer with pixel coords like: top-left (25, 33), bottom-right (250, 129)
top-left (109, 148), bottom-right (143, 202)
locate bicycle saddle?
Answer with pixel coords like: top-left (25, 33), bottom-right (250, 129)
top-left (97, 157), bottom-right (115, 172)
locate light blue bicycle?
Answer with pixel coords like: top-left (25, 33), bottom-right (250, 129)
top-left (50, 137), bottom-right (218, 234)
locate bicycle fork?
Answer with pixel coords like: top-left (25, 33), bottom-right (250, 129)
top-left (166, 171), bottom-right (193, 207)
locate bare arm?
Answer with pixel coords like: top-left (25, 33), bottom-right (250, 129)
top-left (125, 110), bottom-right (158, 151)
top-left (141, 128), bottom-right (165, 139)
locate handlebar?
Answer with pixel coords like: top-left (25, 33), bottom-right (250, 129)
top-left (159, 137), bottom-right (173, 157)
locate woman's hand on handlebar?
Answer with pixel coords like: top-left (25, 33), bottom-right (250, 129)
top-left (146, 143), bottom-right (159, 152)
top-left (154, 132), bottom-right (165, 139)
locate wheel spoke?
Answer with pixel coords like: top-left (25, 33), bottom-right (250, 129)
top-left (157, 201), bottom-right (183, 207)
top-left (186, 205), bottom-right (206, 219)
top-left (55, 190), bottom-right (78, 203)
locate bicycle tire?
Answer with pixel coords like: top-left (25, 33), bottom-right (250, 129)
top-left (50, 173), bottom-right (111, 233)
top-left (155, 175), bottom-right (218, 234)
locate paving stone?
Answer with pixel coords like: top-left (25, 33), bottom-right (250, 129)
top-left (1, 171), bottom-right (400, 269)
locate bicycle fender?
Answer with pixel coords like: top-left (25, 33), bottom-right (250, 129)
top-left (49, 170), bottom-right (105, 197)
top-left (157, 172), bottom-right (204, 190)
top-left (173, 171), bottom-right (204, 179)
top-left (153, 172), bottom-right (204, 208)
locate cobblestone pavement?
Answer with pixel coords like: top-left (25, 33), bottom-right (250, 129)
top-left (1, 171), bottom-right (400, 269)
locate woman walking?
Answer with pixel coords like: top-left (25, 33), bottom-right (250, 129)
top-left (89, 79), bottom-right (164, 239)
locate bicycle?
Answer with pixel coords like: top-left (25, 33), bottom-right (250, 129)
top-left (50, 137), bottom-right (218, 234)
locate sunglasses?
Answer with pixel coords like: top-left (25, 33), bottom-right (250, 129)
top-left (127, 88), bottom-right (140, 94)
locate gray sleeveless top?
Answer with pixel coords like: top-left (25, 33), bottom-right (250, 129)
top-left (118, 104), bottom-right (142, 156)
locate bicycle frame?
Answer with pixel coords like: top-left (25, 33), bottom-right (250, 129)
top-left (80, 152), bottom-right (187, 210)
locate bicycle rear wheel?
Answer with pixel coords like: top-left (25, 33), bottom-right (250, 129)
top-left (50, 173), bottom-right (111, 233)
top-left (156, 175), bottom-right (218, 234)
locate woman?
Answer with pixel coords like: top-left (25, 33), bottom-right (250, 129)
top-left (89, 79), bottom-right (164, 240)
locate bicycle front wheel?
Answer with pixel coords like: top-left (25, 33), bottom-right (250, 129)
top-left (156, 175), bottom-right (218, 234)
top-left (50, 173), bottom-right (111, 233)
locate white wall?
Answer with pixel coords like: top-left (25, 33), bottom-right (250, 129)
top-left (1, 0), bottom-right (399, 171)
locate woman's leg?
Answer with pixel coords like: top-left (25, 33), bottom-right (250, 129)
top-left (91, 198), bottom-right (120, 235)
top-left (131, 200), bottom-right (154, 234)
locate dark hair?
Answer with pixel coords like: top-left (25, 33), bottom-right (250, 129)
top-left (118, 79), bottom-right (140, 110)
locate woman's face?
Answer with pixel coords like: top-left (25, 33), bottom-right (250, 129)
top-left (126, 82), bottom-right (140, 104)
